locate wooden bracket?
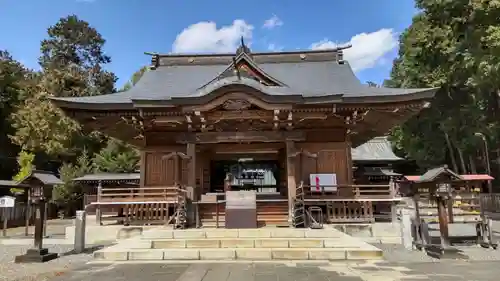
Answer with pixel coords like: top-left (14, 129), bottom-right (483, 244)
top-left (287, 149), bottom-right (318, 159)
top-left (162, 151), bottom-right (191, 161)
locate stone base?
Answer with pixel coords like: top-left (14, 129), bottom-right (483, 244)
top-left (14, 248), bottom-right (58, 263)
top-left (479, 241), bottom-right (498, 249)
top-left (425, 245), bottom-right (467, 259)
top-left (93, 227), bottom-right (385, 262)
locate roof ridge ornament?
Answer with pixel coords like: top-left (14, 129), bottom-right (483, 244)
top-left (236, 36), bottom-right (251, 56)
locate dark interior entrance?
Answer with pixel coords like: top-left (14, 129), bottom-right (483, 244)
top-left (210, 159), bottom-right (280, 193)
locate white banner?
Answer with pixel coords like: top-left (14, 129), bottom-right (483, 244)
top-left (309, 174), bottom-right (337, 192)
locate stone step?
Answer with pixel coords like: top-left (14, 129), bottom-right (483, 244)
top-left (94, 247), bottom-right (383, 262)
top-left (151, 238), bottom-right (363, 249)
top-left (142, 228), bottom-right (344, 239)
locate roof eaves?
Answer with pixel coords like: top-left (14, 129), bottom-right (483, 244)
top-left (341, 88), bottom-right (438, 103)
top-left (415, 166), bottom-right (464, 183)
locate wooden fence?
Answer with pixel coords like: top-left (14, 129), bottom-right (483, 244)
top-left (0, 202), bottom-right (58, 228)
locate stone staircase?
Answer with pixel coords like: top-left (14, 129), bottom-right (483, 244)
top-left (93, 227), bottom-right (383, 262)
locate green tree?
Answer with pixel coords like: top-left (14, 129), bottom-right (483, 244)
top-left (92, 138), bottom-right (139, 173)
top-left (0, 51), bottom-right (31, 178)
top-left (12, 150), bottom-right (35, 181)
top-left (386, 0), bottom-right (500, 175)
top-left (38, 15), bottom-right (116, 97)
top-left (52, 151), bottom-right (93, 211)
top-left (11, 150), bottom-right (35, 193)
top-left (9, 15), bottom-right (116, 157)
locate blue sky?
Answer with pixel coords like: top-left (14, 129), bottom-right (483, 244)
top-left (0, 0), bottom-right (417, 88)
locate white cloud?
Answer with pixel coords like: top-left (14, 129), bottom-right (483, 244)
top-left (310, 28), bottom-right (398, 72)
top-left (262, 15), bottom-right (283, 29)
top-left (172, 20), bottom-right (254, 54)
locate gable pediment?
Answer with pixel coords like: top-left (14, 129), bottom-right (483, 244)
top-left (202, 53), bottom-right (287, 88)
top-left (182, 91), bottom-right (292, 112)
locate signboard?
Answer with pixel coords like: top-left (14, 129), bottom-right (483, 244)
top-left (0, 196), bottom-right (15, 208)
top-left (226, 190), bottom-right (256, 209)
top-left (309, 174), bottom-right (337, 192)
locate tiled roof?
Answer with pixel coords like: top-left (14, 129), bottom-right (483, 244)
top-left (351, 137), bottom-right (402, 161)
top-left (51, 49), bottom-right (436, 108)
top-left (17, 170), bottom-right (63, 186)
top-left (0, 180), bottom-right (18, 188)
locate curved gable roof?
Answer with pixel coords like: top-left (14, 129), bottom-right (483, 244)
top-left (50, 48), bottom-right (436, 109)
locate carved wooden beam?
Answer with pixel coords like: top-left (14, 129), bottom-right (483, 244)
top-left (176, 131), bottom-right (305, 144)
top-left (162, 151), bottom-right (191, 160)
top-left (273, 109), bottom-right (280, 130)
top-left (194, 111), bottom-right (207, 132)
top-left (293, 111), bottom-right (329, 121)
top-left (287, 149), bottom-right (318, 159)
top-left (205, 110), bottom-right (273, 121)
top-left (287, 112), bottom-right (293, 130)
top-left (119, 116), bottom-right (145, 140)
top-left (185, 114), bottom-right (193, 131)
top-left (153, 116), bottom-right (184, 126)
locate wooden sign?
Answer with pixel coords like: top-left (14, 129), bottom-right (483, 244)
top-left (0, 196), bottom-right (15, 208)
top-left (226, 190), bottom-right (256, 209)
top-left (309, 174), bottom-right (337, 192)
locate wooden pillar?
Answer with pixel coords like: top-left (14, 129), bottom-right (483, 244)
top-left (345, 135), bottom-right (353, 185)
top-left (25, 189), bottom-right (31, 236)
top-left (139, 151), bottom-right (146, 189)
top-left (436, 195), bottom-right (451, 247)
top-left (187, 143), bottom-right (196, 201)
top-left (286, 141), bottom-right (296, 225)
top-left (173, 154), bottom-right (182, 185)
top-left (447, 190), bottom-right (454, 224)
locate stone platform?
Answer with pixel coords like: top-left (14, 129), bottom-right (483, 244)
top-left (93, 227), bottom-right (383, 262)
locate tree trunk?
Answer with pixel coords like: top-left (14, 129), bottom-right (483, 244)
top-left (444, 132), bottom-right (459, 172)
top-left (468, 155), bottom-right (477, 174)
top-left (456, 147), bottom-right (468, 174)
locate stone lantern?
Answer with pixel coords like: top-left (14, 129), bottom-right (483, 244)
top-left (14, 170), bottom-right (62, 263)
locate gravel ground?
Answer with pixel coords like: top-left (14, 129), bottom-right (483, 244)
top-left (0, 244), bottom-right (108, 281)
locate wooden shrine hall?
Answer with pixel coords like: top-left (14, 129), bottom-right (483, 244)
top-left (51, 42), bottom-right (437, 228)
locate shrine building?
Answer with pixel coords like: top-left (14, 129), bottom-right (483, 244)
top-left (51, 42), bottom-right (436, 228)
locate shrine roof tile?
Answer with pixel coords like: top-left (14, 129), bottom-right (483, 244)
top-left (351, 136), bottom-right (402, 161)
top-left (50, 49), bottom-right (436, 109)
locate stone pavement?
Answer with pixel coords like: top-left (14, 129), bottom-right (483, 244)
top-left (41, 261), bottom-right (500, 281)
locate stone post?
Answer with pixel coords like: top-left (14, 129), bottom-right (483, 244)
top-left (74, 210), bottom-right (86, 253)
top-left (2, 208), bottom-right (7, 237)
top-left (96, 181), bottom-right (102, 225)
top-left (399, 206), bottom-right (414, 250)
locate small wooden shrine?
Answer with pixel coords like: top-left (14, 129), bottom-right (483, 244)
top-left (398, 166), bottom-right (496, 257)
top-left (51, 42), bottom-right (437, 228)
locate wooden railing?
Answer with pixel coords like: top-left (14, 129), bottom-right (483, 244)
top-left (326, 201), bottom-right (374, 223)
top-left (90, 186), bottom-right (187, 225)
top-left (303, 184), bottom-right (396, 199)
top-left (97, 186), bottom-right (182, 203)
